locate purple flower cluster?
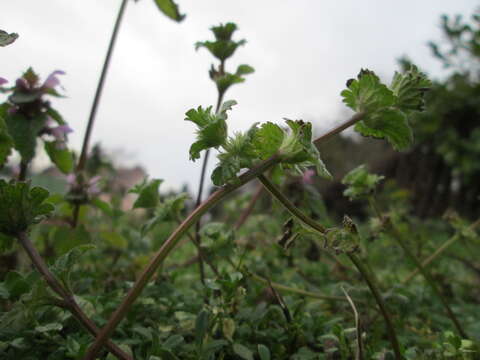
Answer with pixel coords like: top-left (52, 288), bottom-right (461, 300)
top-left (67, 174), bottom-right (102, 198)
top-left (7, 69), bottom-right (65, 116)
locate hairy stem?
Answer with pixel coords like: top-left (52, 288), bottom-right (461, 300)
top-left (347, 253), bottom-right (402, 359)
top-left (77, 0), bottom-right (128, 172)
top-left (73, 0), bottom-right (128, 226)
top-left (18, 161), bottom-right (28, 181)
top-left (341, 286), bottom-right (363, 360)
top-left (83, 112), bottom-right (365, 359)
top-left (17, 232), bottom-right (132, 360)
top-left (257, 175), bottom-right (402, 359)
top-left (403, 218), bottom-right (480, 284)
top-left (250, 272), bottom-right (362, 303)
top-left (194, 91), bottom-right (225, 284)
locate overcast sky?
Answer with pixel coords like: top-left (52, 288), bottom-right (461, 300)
top-left (1, 0), bottom-right (478, 190)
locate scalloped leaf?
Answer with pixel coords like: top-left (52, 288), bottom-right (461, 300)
top-left (153, 0), bottom-right (185, 22)
top-left (0, 180), bottom-right (55, 236)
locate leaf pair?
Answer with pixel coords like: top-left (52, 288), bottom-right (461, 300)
top-left (0, 180), bottom-right (54, 237)
top-left (129, 178), bottom-right (189, 236)
top-left (341, 66), bottom-right (431, 150)
top-left (197, 23), bottom-right (254, 96)
top-left (342, 165), bottom-right (385, 200)
top-left (196, 23), bottom-right (246, 62)
top-left (185, 100), bottom-right (236, 161)
top-left (186, 102), bottom-right (332, 186)
top-left (213, 118), bottom-right (332, 186)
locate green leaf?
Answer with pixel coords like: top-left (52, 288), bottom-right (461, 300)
top-left (196, 41), bottom-right (240, 62)
top-left (129, 178), bottom-right (163, 209)
top-left (214, 73), bottom-right (245, 95)
top-left (342, 165), bottom-right (384, 200)
top-left (195, 309), bottom-right (210, 346)
top-left (341, 69), bottom-right (395, 113)
top-left (8, 91), bottom-right (43, 104)
top-left (54, 225), bottom-right (92, 256)
top-left (141, 193), bottom-right (188, 237)
top-left (390, 65), bottom-right (431, 112)
top-left (0, 114), bottom-right (13, 167)
top-left (185, 101), bottom-right (235, 161)
top-left (153, 0), bottom-right (185, 22)
top-left (233, 343), bottom-right (254, 360)
top-left (50, 244), bottom-right (94, 291)
top-left (0, 30), bottom-right (19, 47)
top-left (44, 141), bottom-right (74, 174)
top-left (4, 110), bottom-right (46, 163)
top-left (211, 125), bottom-right (258, 186)
top-left (0, 233), bottom-right (14, 254)
top-left (101, 231), bottom-right (128, 249)
top-left (46, 107), bottom-right (66, 125)
top-left (211, 23), bottom-right (238, 41)
top-left (258, 344), bottom-right (271, 360)
top-left (236, 64), bottom-right (255, 76)
top-left (4, 271), bottom-right (30, 299)
top-left (196, 23), bottom-right (245, 61)
top-left (252, 122), bottom-right (284, 160)
top-left (0, 180), bottom-right (55, 236)
top-left (342, 66), bottom-right (430, 152)
top-left (90, 198), bottom-right (114, 217)
top-left (354, 108), bottom-right (413, 150)
top-left (222, 318), bottom-right (235, 341)
top-left (279, 119), bottom-right (332, 179)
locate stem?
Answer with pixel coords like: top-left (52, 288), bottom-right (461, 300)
top-left (257, 175), bottom-right (402, 359)
top-left (403, 218), bottom-right (480, 284)
top-left (257, 175), bottom-right (326, 233)
top-left (77, 0), bottom-right (128, 172)
top-left (368, 196), bottom-right (469, 338)
top-left (341, 286), bottom-right (363, 360)
top-left (17, 232), bottom-right (132, 360)
top-left (179, 218), bottom-right (220, 277)
top-left (250, 272), bottom-right (361, 303)
top-left (83, 112), bottom-right (366, 359)
top-left (18, 161), bottom-right (28, 181)
top-left (313, 112), bottom-right (365, 146)
top-left (72, 0), bottom-right (128, 226)
top-left (193, 91), bottom-right (225, 284)
top-left (347, 253), bottom-right (403, 359)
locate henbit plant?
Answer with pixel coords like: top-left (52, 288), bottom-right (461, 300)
top-left (5, 7), bottom-right (479, 359)
top-left (82, 63), bottom-right (431, 359)
top-left (0, 180), bottom-right (133, 359)
top-left (0, 68), bottom-right (75, 180)
top-left (0, 2), bottom-right (185, 359)
top-left (341, 164), bottom-right (469, 339)
top-left (191, 22), bottom-right (254, 283)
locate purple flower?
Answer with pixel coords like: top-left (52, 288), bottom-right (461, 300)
top-left (67, 174), bottom-right (102, 196)
top-left (0, 77), bottom-right (7, 86)
top-left (50, 124), bottom-right (73, 141)
top-left (88, 176), bottom-right (102, 196)
top-left (15, 77), bottom-right (29, 90)
top-left (42, 70), bottom-right (65, 90)
top-left (301, 169), bottom-right (316, 185)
